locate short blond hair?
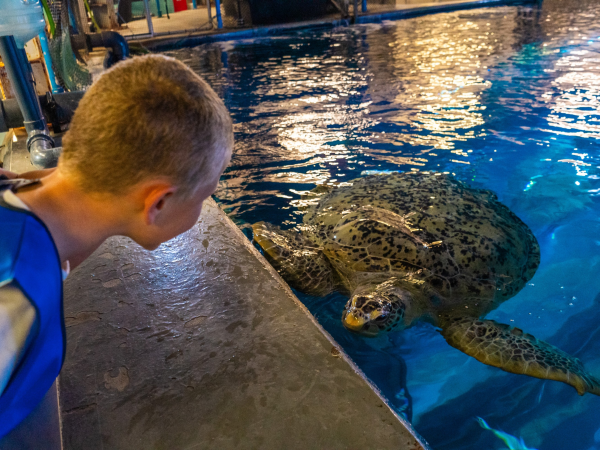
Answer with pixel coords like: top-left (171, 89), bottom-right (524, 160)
top-left (60, 55), bottom-right (233, 197)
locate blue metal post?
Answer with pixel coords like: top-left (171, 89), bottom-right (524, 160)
top-left (214, 0), bottom-right (223, 28)
top-left (37, 33), bottom-right (63, 93)
top-left (0, 36), bottom-right (47, 133)
top-left (191, 0), bottom-right (197, 9)
top-left (362, 0), bottom-right (366, 12)
top-left (155, 0), bottom-right (163, 18)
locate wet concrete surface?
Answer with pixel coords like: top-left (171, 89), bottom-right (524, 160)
top-left (59, 199), bottom-right (426, 449)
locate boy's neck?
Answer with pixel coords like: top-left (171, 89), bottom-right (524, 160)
top-left (16, 170), bottom-right (130, 269)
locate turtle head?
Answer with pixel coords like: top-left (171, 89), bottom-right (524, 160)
top-left (342, 280), bottom-right (411, 337)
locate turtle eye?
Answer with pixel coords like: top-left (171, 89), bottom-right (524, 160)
top-left (373, 313), bottom-right (388, 322)
top-left (354, 296), bottom-right (368, 308)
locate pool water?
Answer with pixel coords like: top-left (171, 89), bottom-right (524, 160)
top-left (166, 1), bottom-right (600, 448)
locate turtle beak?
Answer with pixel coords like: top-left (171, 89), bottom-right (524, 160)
top-left (342, 309), bottom-right (381, 337)
top-left (342, 310), bottom-right (366, 332)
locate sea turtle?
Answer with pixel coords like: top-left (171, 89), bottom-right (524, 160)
top-left (253, 171), bottom-right (600, 396)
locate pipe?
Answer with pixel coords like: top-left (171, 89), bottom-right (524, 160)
top-left (0, 38), bottom-right (45, 133)
top-left (0, 35), bottom-right (60, 168)
top-left (236, 0), bottom-right (244, 26)
top-left (215, 0), bottom-right (223, 28)
top-left (88, 31), bottom-right (130, 68)
top-left (143, 0), bottom-right (155, 36)
top-left (207, 0), bottom-right (213, 28)
top-left (38, 32), bottom-right (64, 93)
top-left (0, 91), bottom-right (84, 132)
top-left (353, 0), bottom-right (358, 22)
top-left (362, 0), bottom-right (366, 12)
top-left (329, 0), bottom-right (345, 15)
top-left (71, 31), bottom-right (130, 69)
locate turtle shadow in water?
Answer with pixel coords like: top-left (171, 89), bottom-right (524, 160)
top-left (299, 290), bottom-right (414, 422)
top-left (507, 172), bottom-right (596, 236)
top-left (414, 294), bottom-right (600, 450)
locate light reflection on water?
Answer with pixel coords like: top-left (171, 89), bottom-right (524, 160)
top-left (548, 71), bottom-right (600, 138)
top-left (166, 1), bottom-right (600, 448)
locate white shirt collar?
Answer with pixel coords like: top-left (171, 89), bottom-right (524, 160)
top-left (2, 190), bottom-right (30, 211)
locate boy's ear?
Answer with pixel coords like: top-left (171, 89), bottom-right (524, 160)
top-left (143, 183), bottom-right (178, 225)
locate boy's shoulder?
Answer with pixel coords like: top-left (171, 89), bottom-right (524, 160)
top-left (0, 187), bottom-right (59, 284)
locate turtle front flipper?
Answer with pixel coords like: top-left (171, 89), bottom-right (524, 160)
top-left (439, 317), bottom-right (600, 396)
top-left (252, 222), bottom-right (335, 296)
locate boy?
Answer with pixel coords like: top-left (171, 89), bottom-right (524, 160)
top-left (0, 54), bottom-right (233, 436)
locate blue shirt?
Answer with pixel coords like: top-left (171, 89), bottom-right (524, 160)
top-left (0, 185), bottom-right (66, 437)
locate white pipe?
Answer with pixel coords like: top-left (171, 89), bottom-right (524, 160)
top-left (142, 0), bottom-right (155, 36)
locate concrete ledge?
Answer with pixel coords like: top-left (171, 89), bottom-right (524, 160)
top-left (136, 0), bottom-right (538, 51)
top-left (355, 0), bottom-right (538, 23)
top-left (59, 198), bottom-right (429, 449)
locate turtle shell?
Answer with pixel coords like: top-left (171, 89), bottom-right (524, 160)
top-left (301, 172), bottom-right (540, 310)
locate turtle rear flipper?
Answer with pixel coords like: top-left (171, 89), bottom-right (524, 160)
top-left (440, 317), bottom-right (600, 396)
top-left (252, 222), bottom-right (335, 296)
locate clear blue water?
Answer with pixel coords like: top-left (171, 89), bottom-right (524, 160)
top-left (166, 1), bottom-right (600, 448)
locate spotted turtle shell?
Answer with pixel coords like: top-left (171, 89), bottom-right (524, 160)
top-left (301, 172), bottom-right (540, 311)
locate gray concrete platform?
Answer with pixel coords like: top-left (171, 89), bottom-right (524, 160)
top-left (2, 130), bottom-right (428, 449)
top-left (60, 200), bottom-right (426, 449)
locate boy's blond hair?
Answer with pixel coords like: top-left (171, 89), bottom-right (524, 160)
top-left (60, 55), bottom-right (233, 197)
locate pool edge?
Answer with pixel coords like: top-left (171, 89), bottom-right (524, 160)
top-left (135, 0), bottom-right (540, 51)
